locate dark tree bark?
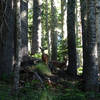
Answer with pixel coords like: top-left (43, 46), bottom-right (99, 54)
top-left (21, 0), bottom-right (28, 58)
top-left (45, 0), bottom-right (51, 61)
top-left (31, 0), bottom-right (42, 54)
top-left (67, 0), bottom-right (77, 76)
top-left (0, 0), bottom-right (15, 76)
top-left (14, 0), bottom-right (22, 92)
top-left (83, 0), bottom-right (98, 92)
top-left (96, 0), bottom-right (100, 76)
top-left (51, 0), bottom-right (57, 61)
top-left (80, 0), bottom-right (87, 78)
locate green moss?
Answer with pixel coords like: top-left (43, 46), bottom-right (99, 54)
top-left (35, 63), bottom-right (52, 76)
top-left (77, 67), bottom-right (83, 75)
top-left (32, 53), bottom-right (42, 59)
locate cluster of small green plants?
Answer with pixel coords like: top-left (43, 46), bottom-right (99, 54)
top-left (0, 63), bottom-right (100, 100)
top-left (0, 78), bottom-right (100, 100)
top-left (0, 82), bottom-right (100, 100)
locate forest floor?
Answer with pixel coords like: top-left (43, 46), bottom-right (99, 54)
top-left (0, 59), bottom-right (100, 100)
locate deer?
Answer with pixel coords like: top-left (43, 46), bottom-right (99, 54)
top-left (40, 47), bottom-right (48, 64)
top-left (48, 56), bottom-right (68, 73)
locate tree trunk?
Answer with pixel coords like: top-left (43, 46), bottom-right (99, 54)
top-left (67, 0), bottom-right (77, 76)
top-left (14, 0), bottom-right (22, 93)
top-left (84, 0), bottom-right (98, 91)
top-left (31, 0), bottom-right (42, 54)
top-left (21, 0), bottom-right (28, 58)
top-left (51, 0), bottom-right (57, 61)
top-left (75, 0), bottom-right (82, 68)
top-left (61, 0), bottom-right (67, 40)
top-left (80, 0), bottom-right (87, 78)
top-left (0, 0), bottom-right (15, 76)
top-left (96, 0), bottom-right (100, 77)
top-left (45, 0), bottom-right (51, 61)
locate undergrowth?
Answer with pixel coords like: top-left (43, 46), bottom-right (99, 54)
top-left (0, 63), bottom-right (100, 100)
top-left (0, 81), bottom-right (100, 100)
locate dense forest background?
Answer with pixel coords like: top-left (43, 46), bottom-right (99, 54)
top-left (0, 0), bottom-right (100, 99)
